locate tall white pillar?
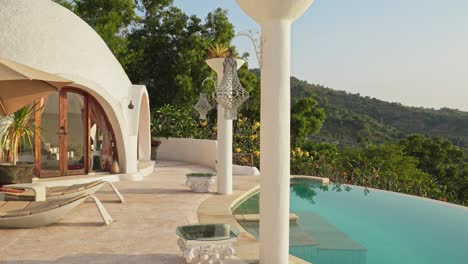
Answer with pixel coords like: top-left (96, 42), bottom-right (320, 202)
top-left (206, 58), bottom-right (245, 195)
top-left (236, 1), bottom-right (314, 263)
top-left (217, 104), bottom-right (232, 195)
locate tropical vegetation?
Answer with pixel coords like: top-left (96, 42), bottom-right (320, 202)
top-left (0, 105), bottom-right (38, 165)
top-left (55, 0), bottom-right (468, 206)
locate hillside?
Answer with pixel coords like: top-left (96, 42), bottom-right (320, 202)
top-left (290, 77), bottom-right (468, 149)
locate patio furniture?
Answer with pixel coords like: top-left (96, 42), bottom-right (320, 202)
top-left (176, 224), bottom-right (239, 264)
top-left (0, 194), bottom-right (113, 229)
top-left (185, 173), bottom-right (215, 193)
top-left (0, 180), bottom-right (124, 202)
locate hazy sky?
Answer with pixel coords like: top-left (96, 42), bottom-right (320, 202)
top-left (174, 0), bottom-right (468, 111)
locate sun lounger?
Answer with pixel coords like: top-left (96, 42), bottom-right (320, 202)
top-left (0, 180), bottom-right (124, 202)
top-left (0, 194), bottom-right (113, 229)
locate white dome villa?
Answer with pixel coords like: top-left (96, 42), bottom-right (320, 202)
top-left (0, 0), bottom-right (152, 179)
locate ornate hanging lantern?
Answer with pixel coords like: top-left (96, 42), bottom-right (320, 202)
top-left (215, 57), bottom-right (249, 120)
top-left (194, 92), bottom-right (213, 120)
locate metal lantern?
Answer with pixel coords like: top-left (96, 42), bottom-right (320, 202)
top-left (215, 57), bottom-right (249, 120)
top-left (194, 92), bottom-right (212, 120)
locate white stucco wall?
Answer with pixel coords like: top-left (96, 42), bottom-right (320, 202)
top-left (0, 0), bottom-right (131, 100)
top-left (0, 0), bottom-right (151, 173)
top-left (157, 138), bottom-right (218, 169)
top-left (157, 138), bottom-right (260, 176)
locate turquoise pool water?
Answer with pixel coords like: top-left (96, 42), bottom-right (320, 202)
top-left (234, 180), bottom-right (468, 264)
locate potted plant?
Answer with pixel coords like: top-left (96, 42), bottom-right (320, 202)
top-left (185, 173), bottom-right (216, 193)
top-left (0, 105), bottom-right (39, 185)
top-left (207, 43), bottom-right (231, 59)
top-left (205, 44), bottom-right (245, 84)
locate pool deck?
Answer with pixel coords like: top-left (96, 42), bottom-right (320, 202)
top-left (0, 161), bottom-right (309, 264)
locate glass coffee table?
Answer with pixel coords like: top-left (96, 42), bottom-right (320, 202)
top-left (176, 224), bottom-right (240, 264)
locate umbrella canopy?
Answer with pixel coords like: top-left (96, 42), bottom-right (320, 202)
top-left (0, 57), bottom-right (73, 116)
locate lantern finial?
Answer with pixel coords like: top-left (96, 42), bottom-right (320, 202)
top-left (194, 92), bottom-right (213, 120)
top-left (215, 57), bottom-right (249, 120)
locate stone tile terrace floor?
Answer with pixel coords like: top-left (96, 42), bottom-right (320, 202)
top-left (0, 161), bottom-right (252, 264)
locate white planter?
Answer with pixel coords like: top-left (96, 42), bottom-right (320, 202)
top-left (185, 173), bottom-right (215, 193)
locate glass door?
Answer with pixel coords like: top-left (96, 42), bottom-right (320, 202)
top-left (40, 93), bottom-right (60, 177)
top-left (36, 89), bottom-right (116, 177)
top-left (89, 98), bottom-right (114, 172)
top-left (62, 92), bottom-right (86, 175)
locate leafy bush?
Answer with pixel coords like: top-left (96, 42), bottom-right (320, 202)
top-left (151, 104), bottom-right (214, 139)
top-left (233, 115), bottom-right (260, 166)
top-left (291, 142), bottom-right (453, 203)
top-left (0, 105), bottom-right (39, 165)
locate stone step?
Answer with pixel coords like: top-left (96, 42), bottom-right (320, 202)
top-left (292, 212), bottom-right (367, 264)
top-left (235, 213), bottom-right (299, 222)
top-left (296, 212), bottom-right (366, 251)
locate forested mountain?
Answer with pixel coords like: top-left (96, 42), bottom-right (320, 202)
top-left (290, 77), bottom-right (468, 150)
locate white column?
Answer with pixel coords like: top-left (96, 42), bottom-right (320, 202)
top-left (216, 105), bottom-right (232, 195)
top-left (236, 1), bottom-right (313, 263)
top-left (206, 58), bottom-right (245, 195)
top-left (259, 19), bottom-right (292, 264)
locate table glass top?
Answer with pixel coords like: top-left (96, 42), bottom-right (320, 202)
top-left (176, 224), bottom-right (240, 241)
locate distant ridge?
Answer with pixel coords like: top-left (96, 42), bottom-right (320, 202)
top-left (290, 76), bottom-right (468, 150)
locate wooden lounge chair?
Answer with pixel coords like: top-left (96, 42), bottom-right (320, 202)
top-left (0, 194), bottom-right (113, 229)
top-left (0, 180), bottom-right (124, 202)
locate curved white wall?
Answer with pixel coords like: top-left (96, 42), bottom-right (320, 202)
top-left (0, 0), bottom-right (150, 173)
top-left (157, 138), bottom-right (260, 176)
top-left (0, 0), bottom-right (131, 100)
top-left (158, 138), bottom-right (217, 169)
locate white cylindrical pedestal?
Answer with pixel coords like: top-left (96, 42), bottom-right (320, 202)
top-left (217, 105), bottom-right (233, 195)
top-left (206, 58), bottom-right (245, 195)
top-left (235, 1), bottom-right (313, 262)
top-left (258, 20), bottom-right (292, 264)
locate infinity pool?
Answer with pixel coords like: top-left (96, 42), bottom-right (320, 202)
top-left (234, 180), bottom-right (468, 264)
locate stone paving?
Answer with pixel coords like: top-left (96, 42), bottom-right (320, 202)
top-left (0, 161), bottom-right (313, 264)
top-left (0, 162), bottom-right (249, 264)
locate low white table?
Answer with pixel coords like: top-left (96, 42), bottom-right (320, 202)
top-left (176, 224), bottom-right (239, 264)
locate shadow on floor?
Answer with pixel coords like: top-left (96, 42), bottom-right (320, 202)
top-left (49, 222), bottom-right (108, 227)
top-left (98, 188), bottom-right (213, 195)
top-left (1, 254), bottom-right (185, 264)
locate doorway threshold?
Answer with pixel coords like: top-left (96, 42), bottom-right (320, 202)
top-left (33, 160), bottom-right (155, 187)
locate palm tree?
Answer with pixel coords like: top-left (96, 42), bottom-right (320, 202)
top-left (0, 104), bottom-right (39, 165)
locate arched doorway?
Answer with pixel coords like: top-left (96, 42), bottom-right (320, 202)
top-left (32, 88), bottom-right (118, 177)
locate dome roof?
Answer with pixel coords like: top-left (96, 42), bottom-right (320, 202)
top-left (0, 0), bottom-right (132, 100)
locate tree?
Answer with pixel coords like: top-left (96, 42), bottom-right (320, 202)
top-left (291, 96), bottom-right (326, 146)
top-left (399, 134), bottom-right (468, 203)
top-left (339, 144), bottom-right (446, 199)
top-left (126, 6), bottom-right (208, 108)
top-left (53, 0), bottom-right (73, 10)
top-left (237, 66), bottom-right (260, 120)
top-left (54, 0), bottom-right (261, 114)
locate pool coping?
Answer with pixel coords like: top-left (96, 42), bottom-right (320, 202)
top-left (197, 175), bottom-right (329, 264)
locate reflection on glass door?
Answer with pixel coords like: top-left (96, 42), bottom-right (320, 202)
top-left (89, 98), bottom-right (114, 172)
top-left (40, 93), bottom-right (60, 177)
top-left (65, 92), bottom-right (86, 175)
